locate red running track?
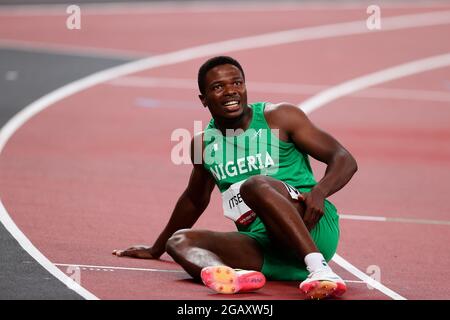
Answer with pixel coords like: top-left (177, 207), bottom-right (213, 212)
top-left (0, 3), bottom-right (449, 299)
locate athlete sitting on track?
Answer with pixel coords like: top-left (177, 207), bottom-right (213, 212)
top-left (113, 56), bottom-right (358, 299)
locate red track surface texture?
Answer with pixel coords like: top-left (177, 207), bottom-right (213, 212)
top-left (1, 3), bottom-right (449, 299)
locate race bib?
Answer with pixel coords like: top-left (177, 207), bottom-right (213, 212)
top-left (221, 180), bottom-right (256, 225)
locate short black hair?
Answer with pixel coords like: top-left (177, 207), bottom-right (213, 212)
top-left (197, 56), bottom-right (245, 95)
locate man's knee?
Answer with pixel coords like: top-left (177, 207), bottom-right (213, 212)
top-left (166, 229), bottom-right (192, 255)
top-left (166, 229), bottom-right (201, 256)
top-left (240, 175), bottom-right (272, 202)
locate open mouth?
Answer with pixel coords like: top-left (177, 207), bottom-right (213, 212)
top-left (222, 100), bottom-right (241, 112)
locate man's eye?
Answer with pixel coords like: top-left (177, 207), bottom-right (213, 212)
top-left (234, 81), bottom-right (242, 86)
top-left (213, 85), bottom-right (222, 91)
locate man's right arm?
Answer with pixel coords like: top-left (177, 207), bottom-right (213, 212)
top-left (149, 154), bottom-right (216, 258)
top-left (113, 134), bottom-right (216, 259)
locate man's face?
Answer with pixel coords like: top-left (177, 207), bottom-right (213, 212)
top-left (199, 64), bottom-right (247, 120)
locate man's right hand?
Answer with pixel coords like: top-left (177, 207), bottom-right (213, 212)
top-left (112, 245), bottom-right (161, 259)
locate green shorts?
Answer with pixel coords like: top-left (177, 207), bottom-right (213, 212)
top-left (237, 199), bottom-right (340, 281)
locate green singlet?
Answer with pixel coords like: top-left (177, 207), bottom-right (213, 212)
top-left (202, 102), bottom-right (340, 280)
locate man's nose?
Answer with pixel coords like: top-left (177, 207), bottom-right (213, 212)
top-left (224, 84), bottom-right (237, 95)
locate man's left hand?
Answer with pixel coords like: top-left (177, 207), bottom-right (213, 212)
top-left (300, 187), bottom-right (326, 231)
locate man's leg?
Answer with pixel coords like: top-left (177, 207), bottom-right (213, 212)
top-left (239, 175), bottom-right (316, 259)
top-left (166, 229), bottom-right (266, 293)
top-left (166, 229), bottom-right (263, 279)
top-left (239, 175), bottom-right (346, 299)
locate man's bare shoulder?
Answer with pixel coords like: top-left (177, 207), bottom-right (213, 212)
top-left (264, 102), bottom-right (308, 127)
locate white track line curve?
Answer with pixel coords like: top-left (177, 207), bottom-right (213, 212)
top-left (300, 53), bottom-right (450, 113)
top-left (1, 10), bottom-right (450, 300)
top-left (0, 202), bottom-right (99, 299)
top-left (52, 263), bottom-right (372, 284)
top-left (54, 263), bottom-right (185, 273)
top-left (332, 254), bottom-right (406, 300)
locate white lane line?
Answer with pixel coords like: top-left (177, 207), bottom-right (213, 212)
top-left (109, 76), bottom-right (450, 103)
top-left (300, 53), bottom-right (450, 113)
top-left (1, 10), bottom-right (450, 300)
top-left (54, 262), bottom-right (367, 285)
top-left (0, 203), bottom-right (98, 300)
top-left (54, 263), bottom-right (369, 284)
top-left (333, 254), bottom-right (406, 300)
top-left (340, 214), bottom-right (387, 222)
top-left (387, 217), bottom-right (450, 225)
top-left (344, 280), bottom-right (366, 284)
top-left (341, 214), bottom-right (450, 225)
top-left (55, 263), bottom-right (185, 273)
top-left (2, 10), bottom-right (449, 73)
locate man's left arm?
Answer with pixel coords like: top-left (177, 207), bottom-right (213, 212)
top-left (269, 103), bottom-right (358, 230)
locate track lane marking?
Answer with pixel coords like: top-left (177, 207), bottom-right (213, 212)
top-left (333, 254), bottom-right (406, 300)
top-left (55, 263), bottom-right (185, 273)
top-left (0, 202), bottom-right (99, 299)
top-left (300, 53), bottom-right (450, 113)
top-left (54, 263), bottom-right (367, 285)
top-left (341, 214), bottom-right (450, 225)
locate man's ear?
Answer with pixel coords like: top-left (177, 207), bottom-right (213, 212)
top-left (199, 94), bottom-right (207, 108)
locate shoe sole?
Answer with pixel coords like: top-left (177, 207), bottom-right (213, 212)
top-left (201, 266), bottom-right (266, 294)
top-left (300, 280), bottom-right (347, 300)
